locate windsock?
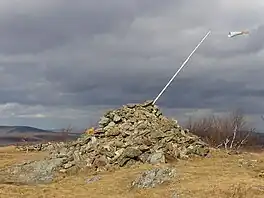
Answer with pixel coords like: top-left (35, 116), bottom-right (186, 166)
top-left (228, 30), bottom-right (249, 38)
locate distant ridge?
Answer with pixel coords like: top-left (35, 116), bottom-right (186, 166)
top-left (0, 125), bottom-right (80, 146)
top-left (0, 126), bottom-right (51, 134)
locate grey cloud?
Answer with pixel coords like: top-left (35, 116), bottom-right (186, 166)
top-left (43, 66), bottom-right (264, 116)
top-left (199, 24), bottom-right (264, 59)
top-left (0, 102), bottom-right (110, 129)
top-left (0, 0), bottom-right (174, 55)
top-left (0, 1), bottom-right (264, 129)
top-left (2, 54), bottom-right (264, 115)
top-left (238, 89), bottom-right (264, 97)
top-left (245, 25), bottom-right (264, 53)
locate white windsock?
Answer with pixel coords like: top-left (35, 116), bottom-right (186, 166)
top-left (228, 30), bottom-right (249, 38)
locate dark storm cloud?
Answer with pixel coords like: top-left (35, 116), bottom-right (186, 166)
top-left (0, 0), bottom-right (264, 129)
top-left (0, 0), bottom-right (173, 54)
top-left (42, 65), bottom-right (264, 116)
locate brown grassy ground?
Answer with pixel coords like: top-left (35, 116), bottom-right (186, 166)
top-left (1, 146), bottom-right (264, 198)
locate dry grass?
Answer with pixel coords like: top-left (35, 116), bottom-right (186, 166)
top-left (0, 146), bottom-right (48, 169)
top-left (1, 147), bottom-right (264, 198)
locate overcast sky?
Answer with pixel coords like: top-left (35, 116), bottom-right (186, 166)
top-left (1, 0), bottom-right (264, 131)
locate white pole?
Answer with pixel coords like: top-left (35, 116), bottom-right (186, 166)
top-left (152, 30), bottom-right (211, 105)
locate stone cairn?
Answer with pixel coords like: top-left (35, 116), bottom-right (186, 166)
top-left (46, 100), bottom-right (209, 172)
top-left (15, 100), bottom-right (210, 173)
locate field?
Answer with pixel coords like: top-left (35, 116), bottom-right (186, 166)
top-left (1, 146), bottom-right (264, 198)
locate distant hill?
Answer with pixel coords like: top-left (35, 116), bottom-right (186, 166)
top-left (0, 126), bottom-right (51, 135)
top-left (0, 125), bottom-right (81, 146)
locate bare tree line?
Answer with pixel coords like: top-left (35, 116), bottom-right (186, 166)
top-left (185, 109), bottom-right (264, 151)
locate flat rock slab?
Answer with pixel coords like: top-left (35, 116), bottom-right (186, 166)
top-left (0, 158), bottom-right (64, 185)
top-left (131, 167), bottom-right (176, 188)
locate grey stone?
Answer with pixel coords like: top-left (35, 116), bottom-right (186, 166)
top-left (127, 103), bottom-right (136, 108)
top-left (0, 158), bottom-right (65, 185)
top-left (73, 150), bottom-right (81, 161)
top-left (131, 167), bottom-right (176, 188)
top-left (113, 115), bottom-right (122, 123)
top-left (63, 162), bottom-right (75, 169)
top-left (56, 147), bottom-right (68, 158)
top-left (86, 175), bottom-right (101, 184)
top-left (99, 116), bottom-right (110, 126)
top-left (122, 147), bottom-right (142, 158)
top-left (105, 129), bottom-right (120, 136)
top-left (108, 121), bottom-right (115, 127)
top-left (171, 191), bottom-right (180, 198)
top-left (148, 152), bottom-right (166, 164)
top-left (138, 152), bottom-right (150, 163)
top-left (142, 100), bottom-right (154, 107)
top-left (59, 169), bottom-right (67, 173)
top-left (118, 157), bottom-right (130, 167)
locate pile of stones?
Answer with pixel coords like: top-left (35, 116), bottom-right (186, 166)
top-left (48, 100), bottom-right (209, 172)
top-left (0, 100), bottom-right (209, 184)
